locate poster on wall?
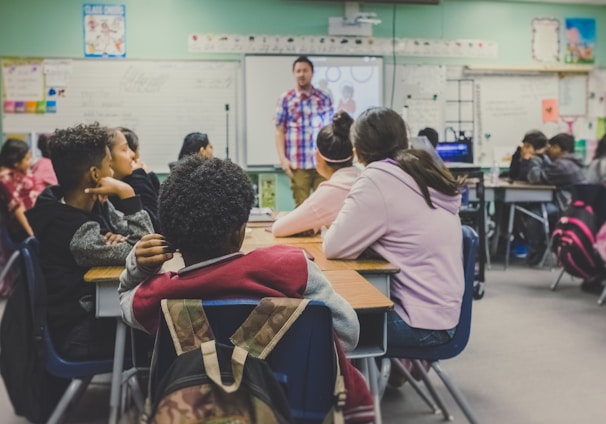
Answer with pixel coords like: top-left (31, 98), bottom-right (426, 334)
top-left (564, 18), bottom-right (595, 64)
top-left (83, 4), bottom-right (126, 58)
top-left (1, 59), bottom-right (46, 114)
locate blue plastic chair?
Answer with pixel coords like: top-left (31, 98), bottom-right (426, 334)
top-left (384, 225), bottom-right (479, 424)
top-left (152, 299), bottom-right (337, 424)
top-left (0, 197), bottom-right (19, 295)
top-left (20, 238), bottom-right (115, 424)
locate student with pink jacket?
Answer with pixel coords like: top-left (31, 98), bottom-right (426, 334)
top-left (324, 107), bottom-right (464, 349)
top-left (272, 111), bottom-right (361, 237)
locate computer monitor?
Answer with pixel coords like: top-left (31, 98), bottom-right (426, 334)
top-left (436, 139), bottom-right (474, 163)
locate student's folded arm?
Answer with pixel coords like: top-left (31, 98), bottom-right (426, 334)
top-left (118, 246), bottom-right (162, 294)
top-left (527, 161), bottom-right (546, 184)
top-left (107, 196), bottom-right (154, 242)
top-left (70, 221), bottom-right (135, 266)
top-left (303, 257), bottom-right (359, 352)
top-left (272, 193), bottom-right (322, 237)
top-left (323, 176), bottom-right (386, 259)
top-left (125, 170), bottom-right (160, 230)
top-left (118, 248), bottom-right (161, 332)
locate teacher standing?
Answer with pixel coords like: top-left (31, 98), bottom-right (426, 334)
top-left (275, 56), bottom-right (334, 206)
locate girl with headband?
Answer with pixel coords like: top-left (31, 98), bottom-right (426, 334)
top-left (272, 111), bottom-right (361, 237)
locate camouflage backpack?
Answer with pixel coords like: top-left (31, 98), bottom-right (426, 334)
top-left (146, 298), bottom-right (346, 424)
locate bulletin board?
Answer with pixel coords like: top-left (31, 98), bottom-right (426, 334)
top-left (1, 58), bottom-right (238, 173)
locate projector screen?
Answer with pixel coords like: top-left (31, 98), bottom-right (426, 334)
top-left (244, 55), bottom-right (383, 167)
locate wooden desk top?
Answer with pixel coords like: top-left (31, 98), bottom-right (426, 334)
top-left (324, 270), bottom-right (393, 311)
top-left (85, 265), bottom-right (392, 312)
top-left (243, 226), bottom-right (322, 247)
top-left (84, 266), bottom-right (124, 283)
top-left (241, 227), bottom-right (398, 273)
top-left (289, 243), bottom-right (399, 273)
top-left (486, 179), bottom-right (556, 191)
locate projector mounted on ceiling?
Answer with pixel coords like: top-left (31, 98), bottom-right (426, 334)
top-left (328, 2), bottom-right (382, 37)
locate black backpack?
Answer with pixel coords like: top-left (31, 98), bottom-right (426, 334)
top-left (552, 197), bottom-right (604, 279)
top-left (0, 242), bottom-right (68, 423)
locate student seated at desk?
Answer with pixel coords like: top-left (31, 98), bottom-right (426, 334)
top-left (168, 131), bottom-right (213, 171)
top-left (26, 123), bottom-right (153, 360)
top-left (525, 133), bottom-right (587, 264)
top-left (0, 138), bottom-right (40, 239)
top-left (508, 130), bottom-right (548, 181)
top-left (107, 128), bottom-right (161, 231)
top-left (119, 126), bottom-right (161, 193)
top-left (272, 111), bottom-right (360, 237)
top-left (324, 107), bottom-right (463, 351)
top-left (118, 156), bottom-right (374, 423)
top-left (417, 127), bottom-right (439, 149)
top-left (31, 133), bottom-right (58, 188)
top-left (585, 134), bottom-right (606, 186)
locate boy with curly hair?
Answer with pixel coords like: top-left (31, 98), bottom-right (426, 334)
top-left (26, 122), bottom-right (153, 360)
top-left (119, 156), bottom-right (375, 423)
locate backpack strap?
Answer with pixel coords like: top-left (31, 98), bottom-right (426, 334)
top-left (230, 298), bottom-right (346, 423)
top-left (160, 299), bottom-right (215, 355)
top-left (322, 343), bottom-right (346, 424)
top-left (230, 297), bottom-right (310, 359)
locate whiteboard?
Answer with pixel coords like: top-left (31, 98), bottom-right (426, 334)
top-left (475, 75), bottom-right (564, 167)
top-left (245, 55), bottom-right (383, 167)
top-left (2, 59), bottom-right (238, 173)
top-left (384, 64), bottom-right (447, 138)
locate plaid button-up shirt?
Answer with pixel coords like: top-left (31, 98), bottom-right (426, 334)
top-left (274, 86), bottom-right (333, 169)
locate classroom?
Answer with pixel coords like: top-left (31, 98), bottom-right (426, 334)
top-left (1, 0), bottom-right (606, 423)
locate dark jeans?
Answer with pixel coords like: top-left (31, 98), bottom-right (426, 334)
top-left (58, 317), bottom-right (116, 361)
top-left (386, 310), bottom-right (455, 349)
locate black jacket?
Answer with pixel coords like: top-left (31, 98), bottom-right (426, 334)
top-left (111, 168), bottom-right (161, 231)
top-left (26, 186), bottom-right (152, 346)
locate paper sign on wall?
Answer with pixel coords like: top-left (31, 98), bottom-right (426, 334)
top-left (83, 4), bottom-right (126, 58)
top-left (542, 99), bottom-right (559, 122)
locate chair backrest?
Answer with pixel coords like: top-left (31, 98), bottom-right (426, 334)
top-left (19, 237), bottom-right (113, 378)
top-left (386, 224), bottom-right (479, 360)
top-left (153, 299), bottom-right (336, 423)
top-left (0, 195), bottom-right (19, 294)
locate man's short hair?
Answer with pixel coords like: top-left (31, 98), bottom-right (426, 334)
top-left (522, 130), bottom-right (548, 150)
top-left (159, 156), bottom-right (255, 258)
top-left (292, 55), bottom-right (314, 72)
top-left (48, 123), bottom-right (109, 191)
top-left (548, 133), bottom-right (575, 154)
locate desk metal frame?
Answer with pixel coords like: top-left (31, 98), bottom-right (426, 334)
top-left (473, 181), bottom-right (555, 269)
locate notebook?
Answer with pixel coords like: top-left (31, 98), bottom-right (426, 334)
top-left (248, 207), bottom-right (275, 222)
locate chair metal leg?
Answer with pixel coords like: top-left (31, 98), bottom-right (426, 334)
top-left (551, 268), bottom-right (566, 291)
top-left (109, 320), bottom-right (128, 424)
top-left (125, 371), bottom-right (145, 412)
top-left (538, 203), bottom-right (553, 268)
top-left (431, 361), bottom-right (479, 424)
top-left (364, 357), bottom-right (383, 424)
top-left (377, 358), bottom-right (390, 400)
top-left (411, 360), bottom-right (453, 421)
top-left (46, 377), bottom-right (92, 424)
top-left (598, 285), bottom-right (606, 305)
top-left (390, 359), bottom-right (440, 414)
top-left (504, 204), bottom-right (516, 270)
